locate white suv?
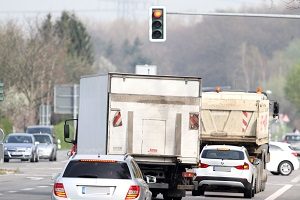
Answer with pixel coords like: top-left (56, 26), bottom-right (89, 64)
top-left (52, 154), bottom-right (152, 200)
top-left (193, 145), bottom-right (257, 199)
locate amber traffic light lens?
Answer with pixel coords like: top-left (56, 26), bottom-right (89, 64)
top-left (153, 9), bottom-right (162, 18)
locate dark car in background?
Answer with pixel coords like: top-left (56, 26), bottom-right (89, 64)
top-left (283, 133), bottom-right (300, 156)
top-left (33, 133), bottom-right (57, 161)
top-left (3, 133), bottom-right (39, 162)
top-left (26, 125), bottom-right (55, 136)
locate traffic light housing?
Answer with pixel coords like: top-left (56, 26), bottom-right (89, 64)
top-left (0, 81), bottom-right (4, 101)
top-left (149, 6), bottom-right (166, 42)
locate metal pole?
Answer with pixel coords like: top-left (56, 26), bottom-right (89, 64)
top-left (167, 12), bottom-right (300, 19)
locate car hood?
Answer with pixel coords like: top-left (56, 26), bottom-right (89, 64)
top-left (4, 143), bottom-right (34, 149)
top-left (37, 143), bottom-right (54, 149)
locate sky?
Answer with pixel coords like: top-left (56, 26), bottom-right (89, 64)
top-left (0, 0), bottom-right (286, 22)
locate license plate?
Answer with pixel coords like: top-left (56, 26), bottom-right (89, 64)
top-left (81, 186), bottom-right (112, 195)
top-left (213, 166), bottom-right (231, 172)
top-left (11, 152), bottom-right (22, 156)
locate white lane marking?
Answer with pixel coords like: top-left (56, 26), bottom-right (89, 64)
top-left (8, 191), bottom-right (17, 193)
top-left (264, 184), bottom-right (293, 200)
top-left (21, 188), bottom-right (34, 191)
top-left (37, 185), bottom-right (49, 188)
top-left (26, 176), bottom-right (44, 181)
top-left (291, 174), bottom-right (300, 183)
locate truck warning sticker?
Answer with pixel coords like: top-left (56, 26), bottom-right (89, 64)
top-left (189, 113), bottom-right (199, 130)
top-left (113, 111), bottom-right (122, 127)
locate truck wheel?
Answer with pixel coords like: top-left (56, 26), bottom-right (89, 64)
top-left (30, 153), bottom-right (35, 162)
top-left (173, 198), bottom-right (182, 200)
top-left (192, 188), bottom-right (204, 196)
top-left (278, 161), bottom-right (293, 176)
top-left (244, 187), bottom-right (253, 199)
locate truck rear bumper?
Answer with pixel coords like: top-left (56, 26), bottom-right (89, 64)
top-left (148, 183), bottom-right (169, 189)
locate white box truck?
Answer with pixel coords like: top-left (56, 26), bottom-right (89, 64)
top-left (194, 89), bottom-right (279, 194)
top-left (64, 73), bottom-right (202, 199)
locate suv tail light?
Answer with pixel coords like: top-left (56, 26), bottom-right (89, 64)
top-left (198, 161), bottom-right (209, 168)
top-left (235, 162), bottom-right (249, 170)
top-left (53, 182), bottom-right (67, 198)
top-left (125, 185), bottom-right (140, 199)
top-left (292, 152), bottom-right (298, 157)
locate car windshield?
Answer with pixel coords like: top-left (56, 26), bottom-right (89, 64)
top-left (286, 135), bottom-right (300, 142)
top-left (63, 160), bottom-right (131, 179)
top-left (7, 135), bottom-right (33, 143)
top-left (202, 149), bottom-right (244, 160)
top-left (27, 127), bottom-right (51, 134)
top-left (34, 135), bottom-right (51, 144)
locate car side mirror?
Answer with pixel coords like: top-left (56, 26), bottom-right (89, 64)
top-left (146, 175), bottom-right (156, 184)
top-left (273, 101), bottom-right (279, 118)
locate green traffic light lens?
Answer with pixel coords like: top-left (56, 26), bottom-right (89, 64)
top-left (152, 30), bottom-right (162, 39)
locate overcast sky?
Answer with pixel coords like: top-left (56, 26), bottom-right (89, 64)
top-left (0, 0), bottom-right (285, 22)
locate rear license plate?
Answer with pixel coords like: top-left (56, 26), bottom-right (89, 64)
top-left (81, 186), bottom-right (112, 195)
top-left (213, 166), bottom-right (231, 172)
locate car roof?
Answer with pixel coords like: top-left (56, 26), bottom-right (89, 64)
top-left (27, 125), bottom-right (53, 128)
top-left (8, 133), bottom-right (33, 137)
top-left (270, 141), bottom-right (291, 147)
top-left (32, 133), bottom-right (51, 136)
top-left (203, 145), bottom-right (245, 151)
top-left (71, 154), bottom-right (132, 162)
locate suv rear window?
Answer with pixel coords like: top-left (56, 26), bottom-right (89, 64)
top-left (201, 149), bottom-right (244, 160)
top-left (63, 160), bottom-right (131, 179)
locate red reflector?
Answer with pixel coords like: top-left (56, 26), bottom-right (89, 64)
top-left (54, 183), bottom-right (67, 198)
top-left (292, 152), bottom-right (298, 157)
top-left (198, 162), bottom-right (209, 168)
top-left (235, 162), bottom-right (249, 170)
top-left (125, 185), bottom-right (140, 199)
top-left (182, 172), bottom-right (195, 178)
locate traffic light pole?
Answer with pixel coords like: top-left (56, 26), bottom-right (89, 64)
top-left (167, 12), bottom-right (300, 19)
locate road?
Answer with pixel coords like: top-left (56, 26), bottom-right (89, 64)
top-left (0, 151), bottom-right (299, 200)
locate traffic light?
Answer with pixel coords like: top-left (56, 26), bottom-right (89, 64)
top-left (0, 81), bottom-right (3, 101)
top-left (149, 6), bottom-right (166, 42)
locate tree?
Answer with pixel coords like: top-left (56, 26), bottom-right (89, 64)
top-left (285, 63), bottom-right (300, 111)
top-left (55, 11), bottom-right (94, 66)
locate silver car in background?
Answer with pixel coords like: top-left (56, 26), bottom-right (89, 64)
top-left (52, 154), bottom-right (152, 200)
top-left (3, 133), bottom-right (39, 162)
top-left (33, 133), bottom-right (57, 161)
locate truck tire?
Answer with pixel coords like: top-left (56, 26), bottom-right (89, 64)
top-left (278, 161), bottom-right (293, 176)
top-left (192, 188), bottom-right (204, 196)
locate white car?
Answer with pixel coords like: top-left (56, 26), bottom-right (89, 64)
top-left (51, 154), bottom-right (152, 200)
top-left (267, 141), bottom-right (300, 176)
top-left (193, 145), bottom-right (258, 199)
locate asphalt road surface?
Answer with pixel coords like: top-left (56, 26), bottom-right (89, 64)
top-left (0, 151), bottom-right (300, 200)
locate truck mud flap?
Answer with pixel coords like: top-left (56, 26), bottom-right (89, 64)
top-left (148, 183), bottom-right (169, 189)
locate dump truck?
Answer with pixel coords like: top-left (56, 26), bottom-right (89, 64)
top-left (195, 89), bottom-right (279, 194)
top-left (64, 73), bottom-right (202, 200)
